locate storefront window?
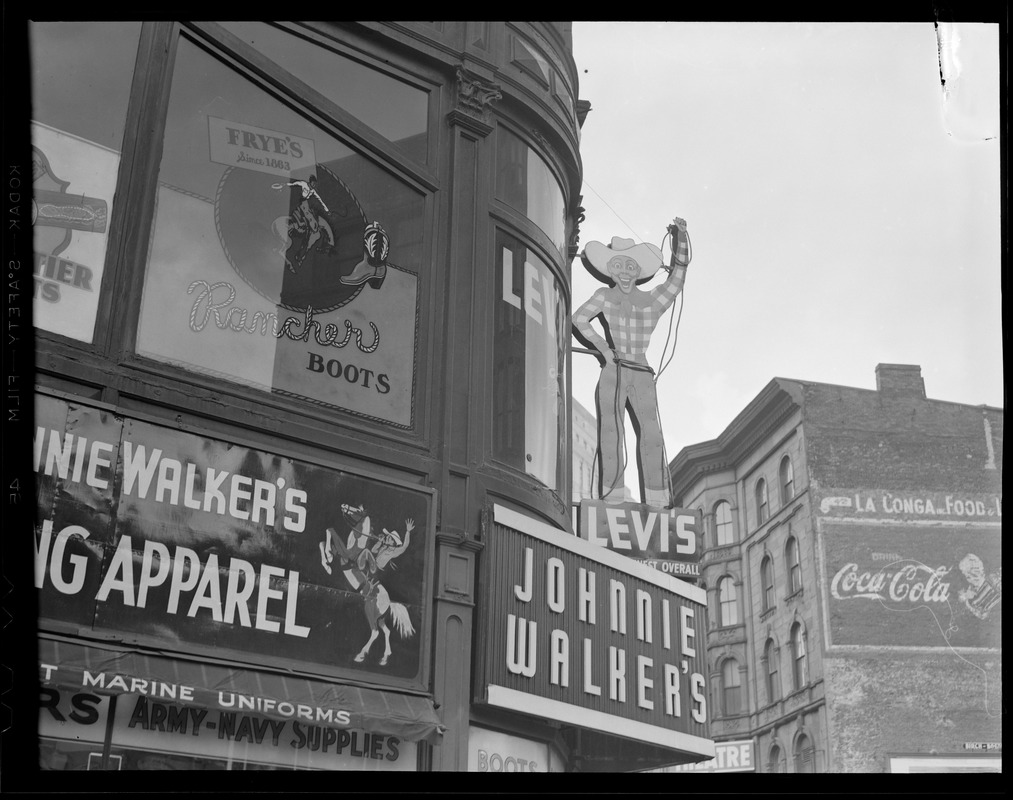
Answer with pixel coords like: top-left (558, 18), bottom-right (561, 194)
top-left (39, 689), bottom-right (418, 771)
top-left (493, 230), bottom-right (567, 491)
top-left (217, 22), bottom-right (429, 164)
top-left (28, 21), bottom-right (142, 342)
top-left (135, 36), bottom-right (425, 428)
top-left (496, 128), bottom-right (566, 260)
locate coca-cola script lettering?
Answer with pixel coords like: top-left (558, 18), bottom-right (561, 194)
top-left (830, 562), bottom-right (951, 604)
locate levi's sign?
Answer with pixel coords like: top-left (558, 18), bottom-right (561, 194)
top-left (579, 499), bottom-right (701, 579)
top-left (477, 505), bottom-right (713, 760)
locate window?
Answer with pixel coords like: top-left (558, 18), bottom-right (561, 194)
top-left (496, 127), bottom-right (567, 259)
top-left (786, 536), bottom-right (802, 594)
top-left (134, 34), bottom-right (426, 429)
top-left (767, 743), bottom-right (785, 774)
top-left (794, 733), bottom-right (816, 773)
top-left (790, 622), bottom-right (807, 690)
top-left (755, 478), bottom-right (768, 525)
top-left (714, 500), bottom-right (734, 546)
top-left (493, 229), bottom-right (567, 490)
top-left (718, 577), bottom-right (739, 627)
top-left (29, 21), bottom-right (143, 343)
top-left (779, 455), bottom-right (795, 504)
top-left (721, 659), bottom-right (742, 716)
top-left (218, 22), bottom-right (430, 164)
top-left (761, 555), bottom-right (775, 611)
top-left (764, 639), bottom-right (780, 704)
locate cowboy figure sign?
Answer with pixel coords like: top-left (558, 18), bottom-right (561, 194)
top-left (573, 218), bottom-right (690, 507)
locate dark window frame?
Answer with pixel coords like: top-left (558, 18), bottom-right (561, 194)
top-left (761, 555), bottom-right (776, 611)
top-left (779, 454), bottom-right (795, 505)
top-left (755, 478), bottom-right (769, 526)
top-left (786, 535), bottom-right (802, 594)
top-left (718, 576), bottom-right (739, 627)
top-left (714, 499), bottom-right (735, 546)
top-left (32, 21), bottom-right (445, 464)
top-left (721, 658), bottom-right (742, 716)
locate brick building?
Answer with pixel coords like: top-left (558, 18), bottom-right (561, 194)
top-left (668, 364), bottom-right (1002, 773)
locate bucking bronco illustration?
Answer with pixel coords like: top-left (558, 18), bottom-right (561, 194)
top-left (271, 176), bottom-right (338, 272)
top-left (319, 503), bottom-right (416, 666)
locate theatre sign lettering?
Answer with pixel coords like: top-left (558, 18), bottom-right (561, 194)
top-left (475, 505), bottom-right (713, 760)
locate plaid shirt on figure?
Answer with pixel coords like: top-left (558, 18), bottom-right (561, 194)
top-left (573, 236), bottom-right (689, 367)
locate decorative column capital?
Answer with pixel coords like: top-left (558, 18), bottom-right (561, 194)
top-left (448, 66), bottom-right (503, 135)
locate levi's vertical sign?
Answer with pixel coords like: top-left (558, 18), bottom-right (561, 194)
top-left (579, 500), bottom-right (702, 580)
top-left (477, 505), bottom-right (713, 760)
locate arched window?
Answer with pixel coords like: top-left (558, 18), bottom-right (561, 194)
top-left (768, 743), bottom-right (785, 774)
top-left (790, 622), bottom-right (808, 690)
top-left (794, 733), bottom-right (816, 773)
top-left (785, 536), bottom-right (802, 594)
top-left (721, 658), bottom-right (742, 716)
top-left (714, 500), bottom-right (734, 546)
top-left (755, 478), bottom-right (768, 525)
top-left (779, 455), bottom-right (795, 504)
top-left (761, 555), bottom-right (775, 610)
top-left (764, 638), bottom-right (780, 704)
top-left (718, 576), bottom-right (739, 626)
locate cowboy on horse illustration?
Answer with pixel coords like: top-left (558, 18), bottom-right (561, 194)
top-left (319, 503), bottom-right (416, 666)
top-left (271, 175), bottom-right (336, 272)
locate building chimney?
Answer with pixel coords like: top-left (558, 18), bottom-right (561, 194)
top-left (875, 363), bottom-right (926, 398)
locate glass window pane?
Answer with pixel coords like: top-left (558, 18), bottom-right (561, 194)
top-left (493, 229), bottom-right (567, 490)
top-left (719, 577), bottom-right (738, 626)
top-left (496, 128), bottom-right (567, 260)
top-left (135, 38), bottom-right (425, 428)
top-left (218, 22), bottom-right (429, 164)
top-left (780, 456), bottom-right (794, 503)
top-left (715, 500), bottom-right (734, 545)
top-left (29, 21), bottom-right (141, 343)
top-left (722, 659), bottom-right (741, 715)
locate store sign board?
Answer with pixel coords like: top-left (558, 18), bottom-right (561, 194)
top-left (137, 129), bottom-right (421, 428)
top-left (663, 739), bottom-right (755, 772)
top-left (822, 520), bottom-right (1001, 649)
top-left (208, 116), bottom-right (317, 177)
top-left (578, 499), bottom-right (701, 580)
top-left (38, 684), bottom-right (415, 771)
top-left (31, 122), bottom-right (117, 342)
top-left (467, 726), bottom-right (565, 773)
top-left (33, 393), bottom-right (433, 687)
top-left (818, 488), bottom-right (1002, 521)
top-left (476, 505), bottom-right (713, 759)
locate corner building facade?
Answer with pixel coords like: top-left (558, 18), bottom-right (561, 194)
top-left (668, 364), bottom-right (1002, 773)
top-left (27, 21), bottom-right (711, 773)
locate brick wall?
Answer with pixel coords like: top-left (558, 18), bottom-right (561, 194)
top-left (824, 654), bottom-right (1002, 772)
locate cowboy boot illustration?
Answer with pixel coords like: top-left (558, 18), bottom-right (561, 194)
top-left (340, 220), bottom-right (389, 289)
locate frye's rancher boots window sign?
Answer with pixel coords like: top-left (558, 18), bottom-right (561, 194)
top-left (135, 38), bottom-right (424, 428)
top-left (34, 392), bottom-right (434, 686)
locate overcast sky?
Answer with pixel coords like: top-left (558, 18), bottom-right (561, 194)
top-left (569, 21), bottom-right (1002, 499)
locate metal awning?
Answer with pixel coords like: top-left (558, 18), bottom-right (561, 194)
top-left (38, 637), bottom-right (445, 744)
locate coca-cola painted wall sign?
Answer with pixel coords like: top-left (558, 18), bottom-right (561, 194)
top-left (823, 521), bottom-right (1000, 650)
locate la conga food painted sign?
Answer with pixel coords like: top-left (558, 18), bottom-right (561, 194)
top-left (33, 392), bottom-right (434, 687)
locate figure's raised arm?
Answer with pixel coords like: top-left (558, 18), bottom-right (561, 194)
top-left (649, 218), bottom-right (691, 311)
